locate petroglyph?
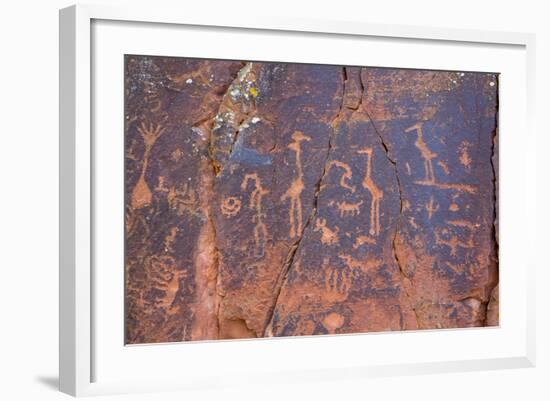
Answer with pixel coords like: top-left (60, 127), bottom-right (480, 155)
top-left (435, 231), bottom-right (474, 257)
top-left (339, 254), bottom-right (383, 273)
top-left (447, 220), bottom-right (479, 229)
top-left (131, 121), bottom-right (165, 209)
top-left (353, 235), bottom-right (376, 249)
top-left (326, 160), bottom-right (356, 193)
top-left (435, 220), bottom-right (477, 257)
top-left (322, 312), bottom-right (345, 333)
top-left (358, 147), bottom-right (383, 236)
top-left (163, 227), bottom-right (178, 254)
top-left (155, 176), bottom-right (197, 216)
top-left (445, 261), bottom-right (463, 275)
top-left (338, 254), bottom-right (362, 270)
top-left (325, 267), bottom-right (352, 301)
top-left (415, 181), bottom-right (477, 194)
top-left (329, 200), bottom-right (363, 217)
top-left (426, 196), bottom-right (439, 220)
top-left (459, 141), bottom-right (472, 169)
top-left (405, 122), bottom-right (437, 184)
top-left (406, 123), bottom-right (477, 194)
top-left (314, 218), bottom-right (340, 245)
top-left (220, 196), bottom-right (242, 217)
top-left (171, 148), bottom-right (184, 162)
top-left (281, 131), bottom-right (311, 238)
top-left (143, 255), bottom-right (182, 311)
top-left (437, 160), bottom-right (450, 175)
top-left (449, 203), bottom-right (460, 212)
top-left (241, 173), bottom-right (269, 257)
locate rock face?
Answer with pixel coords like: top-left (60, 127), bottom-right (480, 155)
top-left (125, 56), bottom-right (499, 344)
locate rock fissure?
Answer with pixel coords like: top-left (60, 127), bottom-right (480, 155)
top-left (359, 68), bottom-right (421, 328)
top-left (197, 72), bottom-right (248, 338)
top-left (484, 75), bottom-right (500, 326)
top-left (262, 70), bottom-right (348, 335)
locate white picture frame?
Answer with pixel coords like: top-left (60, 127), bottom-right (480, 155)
top-left (59, 3), bottom-right (536, 397)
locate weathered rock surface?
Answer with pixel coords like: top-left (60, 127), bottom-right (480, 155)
top-left (125, 56), bottom-right (499, 344)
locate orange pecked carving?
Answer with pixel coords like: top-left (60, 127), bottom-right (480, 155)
top-left (281, 131), bottom-right (311, 238)
top-left (314, 218), bottom-right (340, 245)
top-left (131, 121), bottom-right (165, 209)
top-left (329, 200), bottom-right (363, 217)
top-left (241, 173), bottom-right (269, 257)
top-left (405, 122), bottom-right (437, 184)
top-left (358, 147), bottom-right (383, 236)
top-left (326, 160), bottom-right (356, 193)
top-left (220, 196), bottom-right (242, 217)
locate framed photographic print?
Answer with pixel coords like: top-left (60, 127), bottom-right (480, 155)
top-left (59, 4), bottom-right (536, 396)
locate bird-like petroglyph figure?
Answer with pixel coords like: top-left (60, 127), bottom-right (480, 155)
top-left (405, 122), bottom-right (438, 184)
top-left (358, 147), bottom-right (383, 236)
top-left (281, 131), bottom-right (311, 238)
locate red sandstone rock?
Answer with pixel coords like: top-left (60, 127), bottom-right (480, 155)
top-left (125, 57), bottom-right (498, 344)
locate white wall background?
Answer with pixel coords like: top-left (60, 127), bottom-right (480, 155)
top-left (0, 0), bottom-right (547, 399)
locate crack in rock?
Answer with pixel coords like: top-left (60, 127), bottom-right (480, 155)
top-left (262, 69), bottom-right (347, 335)
top-left (359, 67), bottom-right (421, 328)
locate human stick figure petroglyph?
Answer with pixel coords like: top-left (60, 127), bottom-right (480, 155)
top-left (281, 131), bottom-right (311, 238)
top-left (426, 196), bottom-right (439, 220)
top-left (358, 147), bottom-right (383, 236)
top-left (131, 121), bottom-right (166, 209)
top-left (241, 173), bottom-right (269, 257)
top-left (405, 122), bottom-right (438, 184)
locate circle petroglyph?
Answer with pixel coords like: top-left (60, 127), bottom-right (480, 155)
top-left (221, 196), bottom-right (242, 217)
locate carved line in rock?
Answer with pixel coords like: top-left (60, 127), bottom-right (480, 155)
top-left (241, 173), bottom-right (269, 258)
top-left (314, 217), bottom-right (340, 245)
top-left (328, 199), bottom-right (363, 217)
top-left (156, 177), bottom-right (197, 217)
top-left (359, 78), bottom-right (421, 328)
top-left (326, 160), bottom-right (356, 193)
top-left (426, 196), bottom-right (439, 220)
top-left (325, 266), bottom-right (352, 302)
top-left (358, 147), bottom-right (383, 236)
top-left (405, 122), bottom-right (477, 194)
top-left (220, 196), bottom-right (242, 217)
top-left (405, 122), bottom-right (437, 184)
top-left (280, 131), bottom-right (311, 239)
top-left (131, 121), bottom-right (166, 209)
